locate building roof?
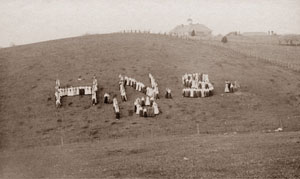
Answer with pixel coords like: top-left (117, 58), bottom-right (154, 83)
top-left (170, 23), bottom-right (212, 33)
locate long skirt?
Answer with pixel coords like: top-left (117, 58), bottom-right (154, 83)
top-left (190, 90), bottom-right (194, 98)
top-left (230, 84), bottom-right (234, 93)
top-left (204, 91), bottom-right (209, 97)
top-left (184, 91), bottom-right (190, 97)
top-left (165, 92), bottom-right (168, 98)
top-left (139, 109), bottom-right (143, 117)
top-left (148, 107), bottom-right (154, 117)
top-left (142, 87), bottom-right (147, 94)
top-left (143, 111), bottom-right (148, 118)
top-left (225, 84), bottom-right (230, 93)
top-left (194, 91), bottom-right (198, 98)
top-left (116, 112), bottom-right (120, 119)
top-left (104, 96), bottom-right (108, 103)
top-left (133, 82), bottom-right (136, 89)
top-left (196, 90), bottom-right (201, 98)
top-left (209, 90), bottom-right (213, 96)
top-left (201, 90), bottom-right (204, 98)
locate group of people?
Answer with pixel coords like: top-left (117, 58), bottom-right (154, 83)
top-left (134, 96), bottom-right (159, 117)
top-left (224, 81), bottom-right (238, 93)
top-left (181, 73), bottom-right (214, 98)
top-left (118, 74), bottom-right (160, 99)
top-left (55, 77), bottom-right (98, 108)
top-left (119, 75), bottom-right (147, 94)
top-left (182, 73), bottom-right (210, 87)
top-left (115, 74), bottom-right (161, 119)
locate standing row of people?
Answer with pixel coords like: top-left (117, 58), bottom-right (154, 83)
top-left (119, 74), bottom-right (159, 99)
top-left (182, 73), bottom-right (210, 87)
top-left (120, 75), bottom-right (147, 93)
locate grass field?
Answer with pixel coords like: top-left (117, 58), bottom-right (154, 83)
top-left (0, 33), bottom-right (300, 178)
top-left (224, 41), bottom-right (300, 69)
top-left (1, 132), bottom-right (299, 178)
top-left (207, 35), bottom-right (300, 71)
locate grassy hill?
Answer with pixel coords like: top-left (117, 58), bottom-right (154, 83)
top-left (0, 33), bottom-right (300, 178)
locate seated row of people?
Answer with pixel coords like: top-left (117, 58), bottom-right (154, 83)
top-left (182, 88), bottom-right (213, 98)
top-left (134, 96), bottom-right (159, 117)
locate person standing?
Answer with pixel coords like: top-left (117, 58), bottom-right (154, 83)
top-left (153, 101), bottom-right (159, 115)
top-left (145, 96), bottom-right (150, 106)
top-left (113, 97), bottom-right (120, 120)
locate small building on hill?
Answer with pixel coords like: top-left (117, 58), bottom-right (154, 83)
top-left (170, 23), bottom-right (212, 37)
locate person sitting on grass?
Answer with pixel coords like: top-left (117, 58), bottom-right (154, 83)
top-left (165, 88), bottom-right (172, 99)
top-left (104, 93), bottom-right (110, 104)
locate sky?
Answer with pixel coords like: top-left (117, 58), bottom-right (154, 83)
top-left (0, 0), bottom-right (299, 47)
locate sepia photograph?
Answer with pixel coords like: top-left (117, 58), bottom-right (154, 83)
top-left (0, 0), bottom-right (300, 178)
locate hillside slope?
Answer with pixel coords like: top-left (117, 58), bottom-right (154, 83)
top-left (1, 132), bottom-right (299, 178)
top-left (0, 33), bottom-right (300, 149)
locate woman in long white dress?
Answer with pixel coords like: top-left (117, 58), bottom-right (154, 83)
top-left (224, 81), bottom-right (230, 93)
top-left (153, 102), bottom-right (159, 115)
